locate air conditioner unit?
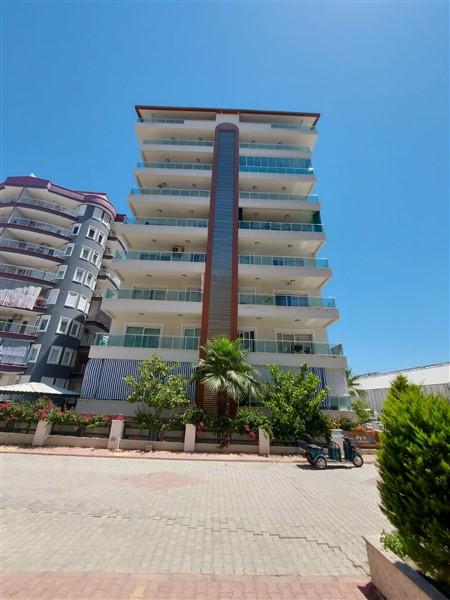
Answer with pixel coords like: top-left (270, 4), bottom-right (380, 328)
top-left (172, 246), bottom-right (184, 253)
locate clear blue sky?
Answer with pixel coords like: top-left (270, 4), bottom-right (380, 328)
top-left (2, 1), bottom-right (449, 374)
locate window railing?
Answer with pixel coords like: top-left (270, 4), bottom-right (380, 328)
top-left (239, 255), bottom-right (329, 268)
top-left (137, 162), bottom-right (212, 171)
top-left (103, 288), bottom-right (202, 302)
top-left (98, 269), bottom-right (121, 287)
top-left (239, 221), bottom-right (323, 232)
top-left (0, 320), bottom-right (39, 336)
top-left (142, 138), bottom-right (213, 147)
top-left (94, 333), bottom-right (200, 350)
top-left (4, 217), bottom-right (72, 238)
top-left (239, 339), bottom-right (338, 355)
top-left (138, 117), bottom-right (185, 124)
top-left (0, 238), bottom-right (64, 258)
top-left (115, 251), bottom-right (206, 263)
top-left (270, 123), bottom-right (317, 132)
top-left (9, 195), bottom-right (78, 217)
top-left (238, 293), bottom-right (336, 308)
top-left (239, 191), bottom-right (318, 202)
top-left (327, 396), bottom-right (352, 411)
top-left (239, 165), bottom-right (314, 175)
top-left (130, 187), bottom-right (210, 197)
top-left (133, 217), bottom-right (208, 228)
top-left (0, 262), bottom-right (56, 282)
top-left (240, 142), bottom-right (310, 152)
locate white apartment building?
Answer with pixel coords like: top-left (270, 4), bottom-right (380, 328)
top-left (79, 106), bottom-right (349, 414)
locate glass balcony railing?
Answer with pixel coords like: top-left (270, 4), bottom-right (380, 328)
top-left (240, 142), bottom-right (310, 152)
top-left (103, 288), bottom-right (202, 302)
top-left (328, 396), bottom-right (352, 411)
top-left (138, 117), bottom-right (185, 124)
top-left (137, 162), bottom-right (212, 171)
top-left (0, 238), bottom-right (64, 258)
top-left (143, 139), bottom-right (213, 147)
top-left (239, 191), bottom-right (318, 203)
top-left (239, 221), bottom-right (323, 232)
top-left (98, 269), bottom-right (121, 288)
top-left (130, 187), bottom-right (210, 197)
top-left (0, 262), bottom-right (56, 282)
top-left (9, 195), bottom-right (77, 217)
top-left (133, 217), bottom-right (208, 228)
top-left (238, 293), bottom-right (336, 308)
top-left (95, 333), bottom-right (200, 350)
top-left (4, 217), bottom-right (72, 238)
top-left (239, 339), bottom-right (339, 355)
top-left (0, 320), bottom-right (39, 336)
top-left (115, 251), bottom-right (206, 263)
top-left (270, 123), bottom-right (317, 132)
top-left (239, 255), bottom-right (329, 268)
top-left (239, 165), bottom-right (314, 175)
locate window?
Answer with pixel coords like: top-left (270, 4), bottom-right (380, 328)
top-left (72, 224), bottom-right (81, 236)
top-left (45, 289), bottom-right (60, 305)
top-left (27, 344), bottom-right (41, 363)
top-left (37, 316), bottom-right (51, 332)
top-left (56, 317), bottom-right (71, 335)
top-left (60, 347), bottom-right (74, 367)
top-left (97, 232), bottom-right (105, 246)
top-left (276, 332), bottom-right (313, 354)
top-left (84, 271), bottom-right (94, 289)
top-left (71, 350), bottom-right (78, 367)
top-left (183, 327), bottom-right (200, 350)
top-left (55, 378), bottom-right (67, 388)
top-left (80, 245), bottom-right (92, 261)
top-left (91, 251), bottom-right (100, 267)
top-left (77, 205), bottom-right (86, 217)
top-left (69, 321), bottom-right (81, 338)
top-left (40, 376), bottom-right (54, 386)
top-left (125, 326), bottom-right (160, 348)
top-left (77, 295), bottom-right (88, 313)
top-left (87, 226), bottom-right (97, 240)
top-left (238, 329), bottom-right (256, 352)
top-left (65, 291), bottom-right (79, 308)
top-left (73, 267), bottom-right (85, 283)
top-left (47, 346), bottom-right (63, 365)
top-left (102, 212), bottom-right (111, 226)
top-left (64, 243), bottom-right (74, 257)
top-left (92, 207), bottom-right (103, 221)
top-left (55, 265), bottom-right (67, 280)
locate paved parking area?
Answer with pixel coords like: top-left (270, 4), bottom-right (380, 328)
top-left (1, 452), bottom-right (388, 599)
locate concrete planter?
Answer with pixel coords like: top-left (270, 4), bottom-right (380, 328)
top-left (365, 536), bottom-right (447, 600)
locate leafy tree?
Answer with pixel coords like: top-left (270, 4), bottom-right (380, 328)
top-left (123, 355), bottom-right (189, 436)
top-left (378, 385), bottom-right (450, 585)
top-left (388, 373), bottom-right (420, 400)
top-left (261, 363), bottom-right (329, 441)
top-left (194, 336), bottom-right (260, 414)
top-left (351, 397), bottom-right (374, 425)
top-left (233, 407), bottom-right (273, 440)
top-left (346, 368), bottom-right (366, 399)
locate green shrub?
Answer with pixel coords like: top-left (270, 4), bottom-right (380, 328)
top-left (337, 416), bottom-right (358, 431)
top-left (380, 530), bottom-right (407, 559)
top-left (378, 384), bottom-right (450, 584)
top-left (233, 407), bottom-right (272, 440)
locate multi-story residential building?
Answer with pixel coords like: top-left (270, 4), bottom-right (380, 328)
top-left (79, 106), bottom-right (349, 414)
top-left (0, 175), bottom-right (124, 391)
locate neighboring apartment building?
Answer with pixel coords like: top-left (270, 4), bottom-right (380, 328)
top-left (0, 176), bottom-right (124, 391)
top-left (79, 105), bottom-right (349, 415)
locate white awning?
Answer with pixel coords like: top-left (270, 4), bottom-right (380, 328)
top-left (0, 382), bottom-right (78, 396)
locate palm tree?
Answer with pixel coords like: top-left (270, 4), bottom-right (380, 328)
top-left (346, 368), bottom-right (366, 399)
top-left (194, 336), bottom-right (260, 415)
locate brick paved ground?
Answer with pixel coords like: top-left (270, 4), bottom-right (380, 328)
top-left (1, 452), bottom-right (388, 599)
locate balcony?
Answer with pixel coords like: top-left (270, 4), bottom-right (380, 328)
top-left (240, 142), bottom-right (310, 153)
top-left (130, 187), bottom-right (210, 198)
top-left (0, 338), bottom-right (30, 370)
top-left (1, 195), bottom-right (77, 219)
top-left (2, 217), bottom-right (72, 239)
top-left (270, 123), bottom-right (317, 132)
top-left (239, 221), bottom-right (322, 233)
top-left (239, 293), bottom-right (335, 308)
top-left (0, 320), bottom-right (39, 339)
top-left (97, 269), bottom-right (121, 288)
top-left (242, 339), bottom-right (341, 355)
top-left (239, 191), bottom-right (318, 203)
top-left (116, 251), bottom-right (206, 263)
top-left (138, 118), bottom-right (185, 124)
top-left (137, 162), bottom-right (212, 171)
top-left (0, 238), bottom-right (64, 261)
top-left (143, 139), bottom-right (213, 147)
top-left (133, 217), bottom-right (208, 228)
top-left (104, 288), bottom-right (202, 302)
top-left (95, 333), bottom-right (200, 350)
top-left (0, 262), bottom-right (56, 284)
top-left (239, 255), bottom-right (328, 268)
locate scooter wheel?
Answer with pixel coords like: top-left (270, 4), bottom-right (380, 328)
top-left (352, 454), bottom-right (364, 468)
top-left (314, 456), bottom-right (327, 470)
